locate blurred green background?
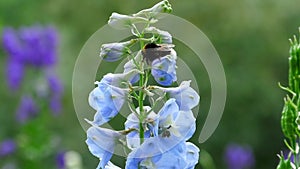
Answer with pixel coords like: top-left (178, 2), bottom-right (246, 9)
top-left (0, 0), bottom-right (300, 168)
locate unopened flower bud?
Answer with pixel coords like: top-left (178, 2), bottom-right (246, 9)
top-left (108, 13), bottom-right (148, 30)
top-left (100, 40), bottom-right (136, 62)
top-left (144, 27), bottom-right (172, 44)
top-left (134, 0), bottom-right (172, 18)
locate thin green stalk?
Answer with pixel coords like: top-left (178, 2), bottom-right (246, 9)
top-left (139, 73), bottom-right (145, 144)
top-left (137, 24), bottom-right (146, 145)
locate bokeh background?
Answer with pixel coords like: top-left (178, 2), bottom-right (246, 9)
top-left (0, 0), bottom-right (300, 168)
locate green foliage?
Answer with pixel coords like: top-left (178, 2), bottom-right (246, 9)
top-left (281, 97), bottom-right (297, 147)
top-left (278, 29), bottom-right (300, 168)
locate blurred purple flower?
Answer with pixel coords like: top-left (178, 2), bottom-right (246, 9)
top-left (47, 75), bottom-right (63, 115)
top-left (48, 75), bottom-right (63, 94)
top-left (2, 26), bottom-right (59, 90)
top-left (15, 95), bottom-right (39, 123)
top-left (19, 26), bottom-right (58, 66)
top-left (5, 59), bottom-right (24, 90)
top-left (2, 26), bottom-right (58, 66)
top-left (49, 95), bottom-right (62, 115)
top-left (224, 143), bottom-right (255, 169)
top-left (56, 152), bottom-right (66, 169)
top-left (0, 139), bottom-right (16, 157)
top-left (2, 28), bottom-right (23, 60)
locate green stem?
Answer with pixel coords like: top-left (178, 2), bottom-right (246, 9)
top-left (136, 22), bottom-right (151, 145)
top-left (139, 73), bottom-right (145, 145)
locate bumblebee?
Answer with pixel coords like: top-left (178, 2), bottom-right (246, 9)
top-left (142, 43), bottom-right (174, 64)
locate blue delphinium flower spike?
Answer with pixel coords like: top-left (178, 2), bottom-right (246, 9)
top-left (15, 95), bottom-right (39, 123)
top-left (86, 2), bottom-right (200, 168)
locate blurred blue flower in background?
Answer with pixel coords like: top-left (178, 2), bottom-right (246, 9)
top-left (2, 25), bottom-right (63, 117)
top-left (224, 143), bottom-right (255, 169)
top-left (47, 74), bottom-right (63, 115)
top-left (5, 60), bottom-right (24, 91)
top-left (0, 139), bottom-right (16, 157)
top-left (2, 26), bottom-right (58, 90)
top-left (56, 151), bottom-right (66, 169)
top-left (15, 95), bottom-right (39, 123)
top-left (1, 25), bottom-right (64, 168)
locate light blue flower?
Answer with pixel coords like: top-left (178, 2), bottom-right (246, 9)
top-left (101, 69), bottom-right (141, 88)
top-left (151, 49), bottom-right (177, 86)
top-left (185, 142), bottom-right (200, 169)
top-left (151, 142), bottom-right (199, 169)
top-left (88, 81), bottom-right (126, 126)
top-left (100, 40), bottom-right (135, 62)
top-left (125, 137), bottom-right (199, 169)
top-left (89, 70), bottom-right (143, 125)
top-left (155, 99), bottom-right (196, 140)
top-left (86, 124), bottom-right (124, 169)
top-left (155, 80), bottom-right (200, 111)
top-left (88, 84), bottom-right (124, 125)
top-left (125, 99), bottom-right (196, 152)
top-left (108, 13), bottom-right (148, 30)
top-left (144, 27), bottom-right (172, 44)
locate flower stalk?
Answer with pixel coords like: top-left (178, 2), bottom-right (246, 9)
top-left (278, 28), bottom-right (300, 169)
top-left (138, 73), bottom-right (145, 144)
top-left (85, 1), bottom-right (201, 168)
